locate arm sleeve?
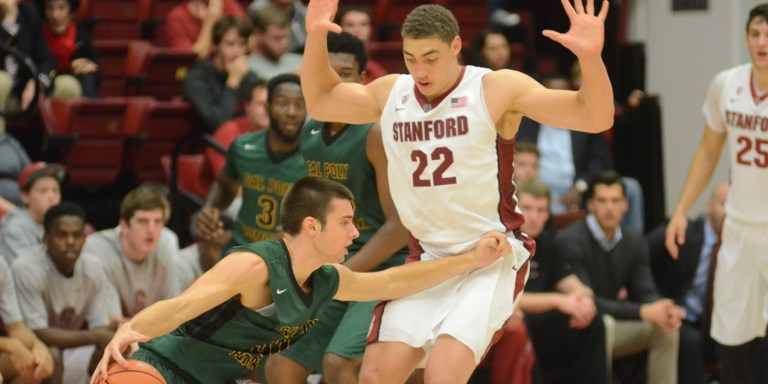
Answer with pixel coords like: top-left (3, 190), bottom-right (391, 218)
top-left (702, 69), bottom-right (729, 133)
top-left (163, 9), bottom-right (194, 50)
top-left (182, 64), bottom-right (241, 133)
top-left (626, 238), bottom-right (662, 305)
top-left (11, 259), bottom-right (48, 330)
top-left (0, 225), bottom-right (37, 263)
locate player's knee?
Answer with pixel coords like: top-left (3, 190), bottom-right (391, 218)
top-left (265, 354), bottom-right (310, 384)
top-left (358, 362), bottom-right (387, 384)
top-left (323, 353), bottom-right (360, 381)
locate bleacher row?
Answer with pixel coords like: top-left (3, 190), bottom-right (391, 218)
top-left (12, 0), bottom-right (539, 197)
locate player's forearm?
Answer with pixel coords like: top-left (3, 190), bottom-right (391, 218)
top-left (672, 144), bottom-right (722, 216)
top-left (34, 328), bottom-right (104, 349)
top-left (575, 55), bottom-right (614, 132)
top-left (204, 176), bottom-right (237, 211)
top-left (192, 20), bottom-right (215, 59)
top-left (342, 221), bottom-right (409, 272)
top-left (127, 299), bottom-right (190, 339)
top-left (369, 251), bottom-right (482, 301)
top-left (300, 30), bottom-right (342, 118)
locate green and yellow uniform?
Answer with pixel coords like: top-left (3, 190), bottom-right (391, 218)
top-left (224, 130), bottom-right (307, 247)
top-left (132, 241), bottom-right (339, 383)
top-left (279, 120), bottom-right (408, 372)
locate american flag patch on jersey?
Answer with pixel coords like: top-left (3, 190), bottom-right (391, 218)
top-left (451, 96), bottom-right (466, 108)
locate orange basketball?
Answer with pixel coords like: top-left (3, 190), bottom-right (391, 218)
top-left (95, 359), bottom-right (167, 384)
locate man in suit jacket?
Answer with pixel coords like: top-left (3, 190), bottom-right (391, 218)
top-left (557, 170), bottom-right (684, 384)
top-left (647, 182), bottom-right (728, 384)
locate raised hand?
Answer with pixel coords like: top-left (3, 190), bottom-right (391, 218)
top-left (305, 0), bottom-right (342, 34)
top-left (542, 0), bottom-right (609, 59)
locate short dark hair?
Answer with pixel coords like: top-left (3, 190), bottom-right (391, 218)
top-left (585, 170), bottom-right (626, 200)
top-left (401, 4), bottom-right (459, 43)
top-left (514, 141), bottom-right (540, 158)
top-left (281, 176), bottom-right (355, 236)
top-left (44, 201), bottom-right (85, 233)
top-left (120, 186), bottom-right (169, 222)
top-left (213, 17), bottom-right (252, 45)
top-left (37, 0), bottom-right (79, 16)
top-left (327, 32), bottom-right (368, 75)
top-left (267, 73), bottom-right (301, 103)
top-left (747, 4), bottom-right (768, 32)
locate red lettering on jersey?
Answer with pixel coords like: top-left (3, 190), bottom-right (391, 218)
top-left (457, 116), bottom-right (468, 135)
top-left (433, 120), bottom-right (445, 139)
top-left (445, 117), bottom-right (457, 136)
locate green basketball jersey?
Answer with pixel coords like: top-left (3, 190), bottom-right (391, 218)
top-left (224, 130), bottom-right (307, 246)
top-left (139, 240), bottom-right (339, 383)
top-left (301, 120), bottom-right (406, 269)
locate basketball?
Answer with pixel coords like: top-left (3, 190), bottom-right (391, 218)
top-left (95, 360), bottom-right (167, 384)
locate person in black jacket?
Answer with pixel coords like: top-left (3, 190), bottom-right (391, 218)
top-left (557, 170), bottom-right (684, 384)
top-left (647, 182), bottom-right (728, 384)
top-left (37, 0), bottom-right (100, 98)
top-left (0, 0), bottom-right (61, 132)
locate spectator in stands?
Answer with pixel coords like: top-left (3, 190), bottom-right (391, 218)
top-left (470, 27), bottom-right (521, 71)
top-left (335, 4), bottom-right (387, 84)
top-left (247, 4), bottom-right (303, 80)
top-left (206, 78), bottom-right (269, 178)
top-left (195, 74), bottom-right (306, 249)
top-left (513, 141), bottom-right (539, 182)
top-left (557, 170), bottom-right (684, 384)
top-left (248, 0), bottom-right (306, 53)
top-left (647, 182), bottom-right (729, 384)
top-left (82, 186), bottom-right (181, 318)
top-left (183, 16), bottom-right (257, 133)
top-left (0, 0), bottom-right (79, 133)
top-left (0, 131), bottom-right (31, 209)
top-left (162, 0), bottom-right (246, 59)
top-left (0, 256), bottom-right (54, 383)
top-left (176, 214), bottom-right (233, 290)
top-left (515, 179), bottom-right (608, 384)
top-left (0, 162), bottom-right (64, 264)
top-left (37, 0), bottom-right (101, 98)
top-left (12, 202), bottom-right (119, 384)
top-left (517, 73), bottom-right (646, 233)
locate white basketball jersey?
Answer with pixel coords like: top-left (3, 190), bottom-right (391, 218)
top-left (703, 64), bottom-right (768, 223)
top-left (380, 66), bottom-right (524, 257)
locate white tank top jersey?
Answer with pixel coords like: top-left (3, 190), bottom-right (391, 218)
top-left (380, 65), bottom-right (525, 258)
top-left (703, 63), bottom-right (768, 223)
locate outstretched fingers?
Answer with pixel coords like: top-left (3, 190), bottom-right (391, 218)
top-left (597, 0), bottom-right (610, 21)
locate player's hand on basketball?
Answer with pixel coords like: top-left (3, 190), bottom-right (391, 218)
top-left (91, 323), bottom-right (150, 383)
top-left (306, 0), bottom-right (342, 34)
top-left (664, 212), bottom-right (688, 259)
top-left (543, 0), bottom-right (609, 59)
top-left (474, 231), bottom-right (512, 268)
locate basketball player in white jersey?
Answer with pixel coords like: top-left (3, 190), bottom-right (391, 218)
top-left (666, 4), bottom-right (768, 383)
top-left (83, 186), bottom-right (181, 318)
top-left (300, 0), bottom-right (614, 382)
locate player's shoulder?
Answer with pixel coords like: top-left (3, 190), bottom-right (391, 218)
top-left (11, 246), bottom-right (47, 274)
top-left (715, 63), bottom-right (751, 83)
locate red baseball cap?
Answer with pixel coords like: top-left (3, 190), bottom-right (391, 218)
top-left (18, 162), bottom-right (65, 192)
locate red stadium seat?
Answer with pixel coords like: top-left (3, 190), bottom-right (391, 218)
top-left (79, 0), bottom-right (150, 41)
top-left (161, 154), bottom-right (209, 207)
top-left (124, 41), bottom-right (198, 101)
top-left (39, 98), bottom-right (129, 188)
top-left (368, 41), bottom-right (406, 74)
top-left (93, 40), bottom-right (130, 97)
top-left (124, 97), bottom-right (197, 182)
